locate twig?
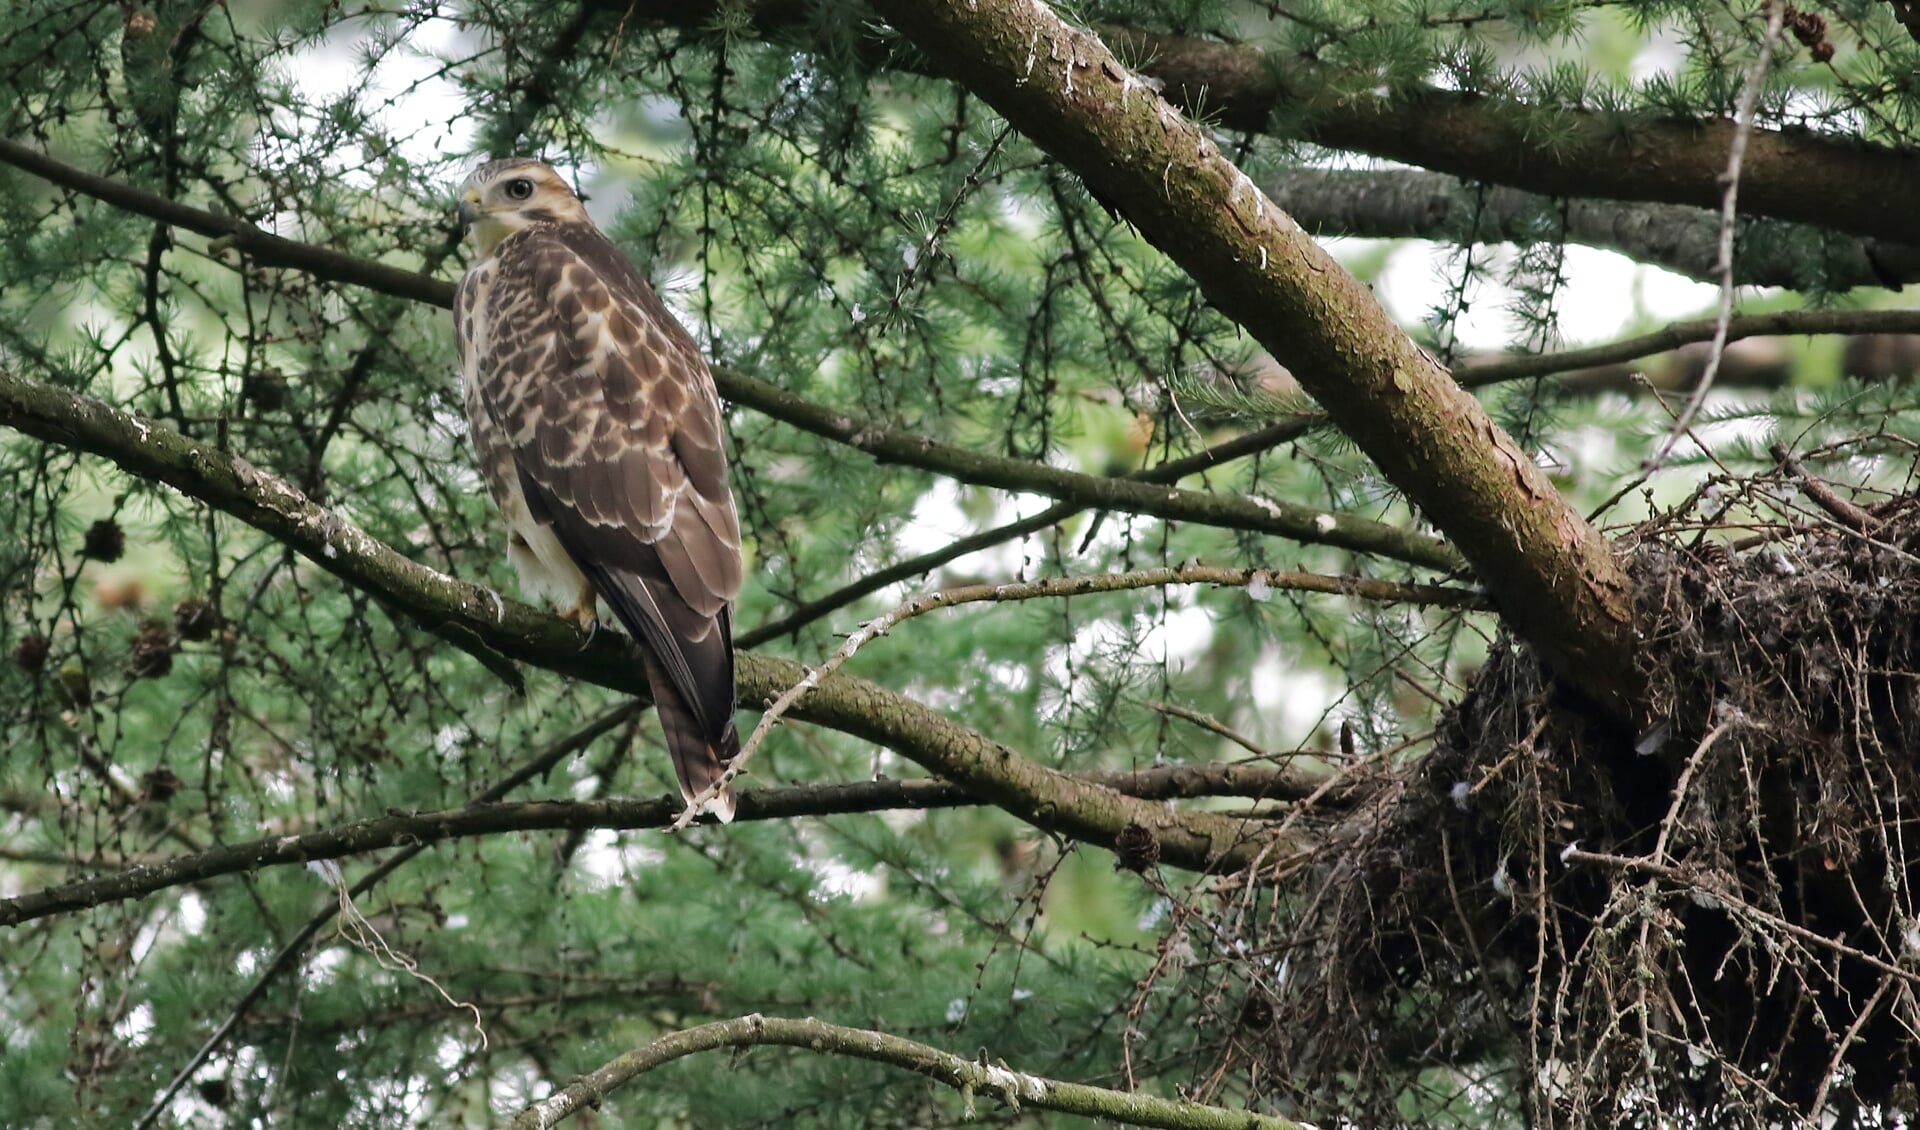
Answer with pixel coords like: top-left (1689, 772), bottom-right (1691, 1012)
top-left (1148, 700), bottom-right (1272, 759)
top-left (1648, 1), bottom-right (1790, 470)
top-left (318, 859), bottom-right (488, 1049)
top-left (508, 1014), bottom-right (1312, 1130)
top-left (673, 565), bottom-right (1479, 826)
top-left (1651, 718), bottom-right (1735, 865)
top-left (1769, 442), bottom-right (1880, 531)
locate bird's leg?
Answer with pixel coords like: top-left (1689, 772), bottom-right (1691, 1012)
top-left (563, 587), bottom-right (600, 649)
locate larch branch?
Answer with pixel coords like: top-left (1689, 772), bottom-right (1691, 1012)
top-left (0, 142), bottom-right (1449, 572)
top-left (0, 762), bottom-right (1317, 929)
top-left (1455, 308), bottom-right (1920, 386)
top-left (0, 366), bottom-right (1266, 872)
top-left (1262, 168), bottom-right (1920, 291)
top-left (591, 1), bottom-right (1920, 244)
top-left (0, 137), bottom-right (454, 307)
top-left (716, 366), bottom-right (1459, 571)
top-left (508, 1014), bottom-right (1311, 1130)
top-left (868, 0), bottom-right (1639, 712)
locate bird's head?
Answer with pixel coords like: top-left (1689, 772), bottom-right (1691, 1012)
top-left (456, 159), bottom-right (589, 257)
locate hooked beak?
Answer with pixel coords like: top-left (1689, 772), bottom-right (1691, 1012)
top-left (456, 196), bottom-right (481, 228)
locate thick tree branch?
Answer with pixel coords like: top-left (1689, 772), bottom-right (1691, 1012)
top-left (509, 1014), bottom-right (1310, 1130)
top-left (603, 2), bottom-right (1920, 244)
top-left (1264, 169), bottom-right (1920, 291)
top-left (0, 367), bottom-right (1265, 872)
top-left (0, 762), bottom-right (1316, 928)
top-left (868, 0), bottom-right (1638, 712)
top-left (1106, 28), bottom-right (1920, 245)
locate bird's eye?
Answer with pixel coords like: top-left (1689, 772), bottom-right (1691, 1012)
top-left (504, 178), bottom-right (534, 201)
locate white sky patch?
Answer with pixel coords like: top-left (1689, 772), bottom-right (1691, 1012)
top-left (985, 660), bottom-right (1031, 693)
top-left (1138, 601), bottom-right (1216, 669)
top-left (1346, 240), bottom-right (1722, 350)
top-left (305, 944), bottom-right (352, 988)
top-left (1247, 643), bottom-right (1340, 747)
top-left (895, 479), bottom-right (975, 558)
top-left (114, 1002), bottom-right (155, 1049)
top-left (570, 829), bottom-right (666, 888)
top-left (281, 12), bottom-right (479, 172)
top-left (806, 855), bottom-right (883, 901)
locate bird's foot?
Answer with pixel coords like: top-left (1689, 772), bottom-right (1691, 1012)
top-left (562, 603), bottom-right (600, 649)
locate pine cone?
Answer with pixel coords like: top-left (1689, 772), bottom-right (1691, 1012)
top-left (14, 634), bottom-right (50, 673)
top-left (82, 519), bottom-right (125, 563)
top-left (173, 598), bottom-right (218, 642)
top-left (142, 767), bottom-right (182, 803)
top-left (130, 620), bottom-right (174, 679)
top-left (1113, 822), bottom-right (1161, 872)
top-left (1238, 992), bottom-right (1275, 1030)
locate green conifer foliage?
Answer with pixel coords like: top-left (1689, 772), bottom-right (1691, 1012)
top-left (4, 0), bottom-right (1920, 1126)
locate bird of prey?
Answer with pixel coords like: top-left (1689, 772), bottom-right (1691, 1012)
top-left (454, 158), bottom-right (743, 822)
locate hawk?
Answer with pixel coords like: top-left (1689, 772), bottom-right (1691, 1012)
top-left (454, 158), bottom-right (743, 822)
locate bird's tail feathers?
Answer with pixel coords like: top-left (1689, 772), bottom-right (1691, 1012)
top-left (643, 652), bottom-right (740, 824)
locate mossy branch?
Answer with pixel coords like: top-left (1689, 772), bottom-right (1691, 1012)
top-left (509, 1014), bottom-right (1311, 1130)
top-left (0, 366), bottom-right (1270, 872)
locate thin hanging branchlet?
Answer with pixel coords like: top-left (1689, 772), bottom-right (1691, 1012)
top-left (1649, 0), bottom-right (1790, 469)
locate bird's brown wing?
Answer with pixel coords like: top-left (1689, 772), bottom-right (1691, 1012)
top-left (480, 223), bottom-right (744, 812)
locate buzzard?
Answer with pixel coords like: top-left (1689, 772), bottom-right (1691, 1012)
top-left (454, 158), bottom-right (743, 822)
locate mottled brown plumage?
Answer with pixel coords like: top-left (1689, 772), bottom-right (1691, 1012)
top-left (455, 159), bottom-right (743, 822)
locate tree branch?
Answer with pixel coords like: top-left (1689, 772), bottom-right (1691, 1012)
top-left (1456, 308), bottom-right (1920, 386)
top-left (0, 141), bottom-right (1451, 572)
top-left (1263, 169), bottom-right (1920, 291)
top-left (867, 0), bottom-right (1638, 713)
top-left (0, 762), bottom-right (1317, 929)
top-left (1103, 27), bottom-right (1920, 245)
top-left (595, 2), bottom-right (1920, 244)
top-left (509, 1014), bottom-right (1311, 1130)
top-left (683, 563), bottom-right (1475, 823)
top-left (0, 137), bottom-right (453, 307)
top-left (716, 366), bottom-right (1459, 571)
top-left (0, 366), bottom-right (1265, 872)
